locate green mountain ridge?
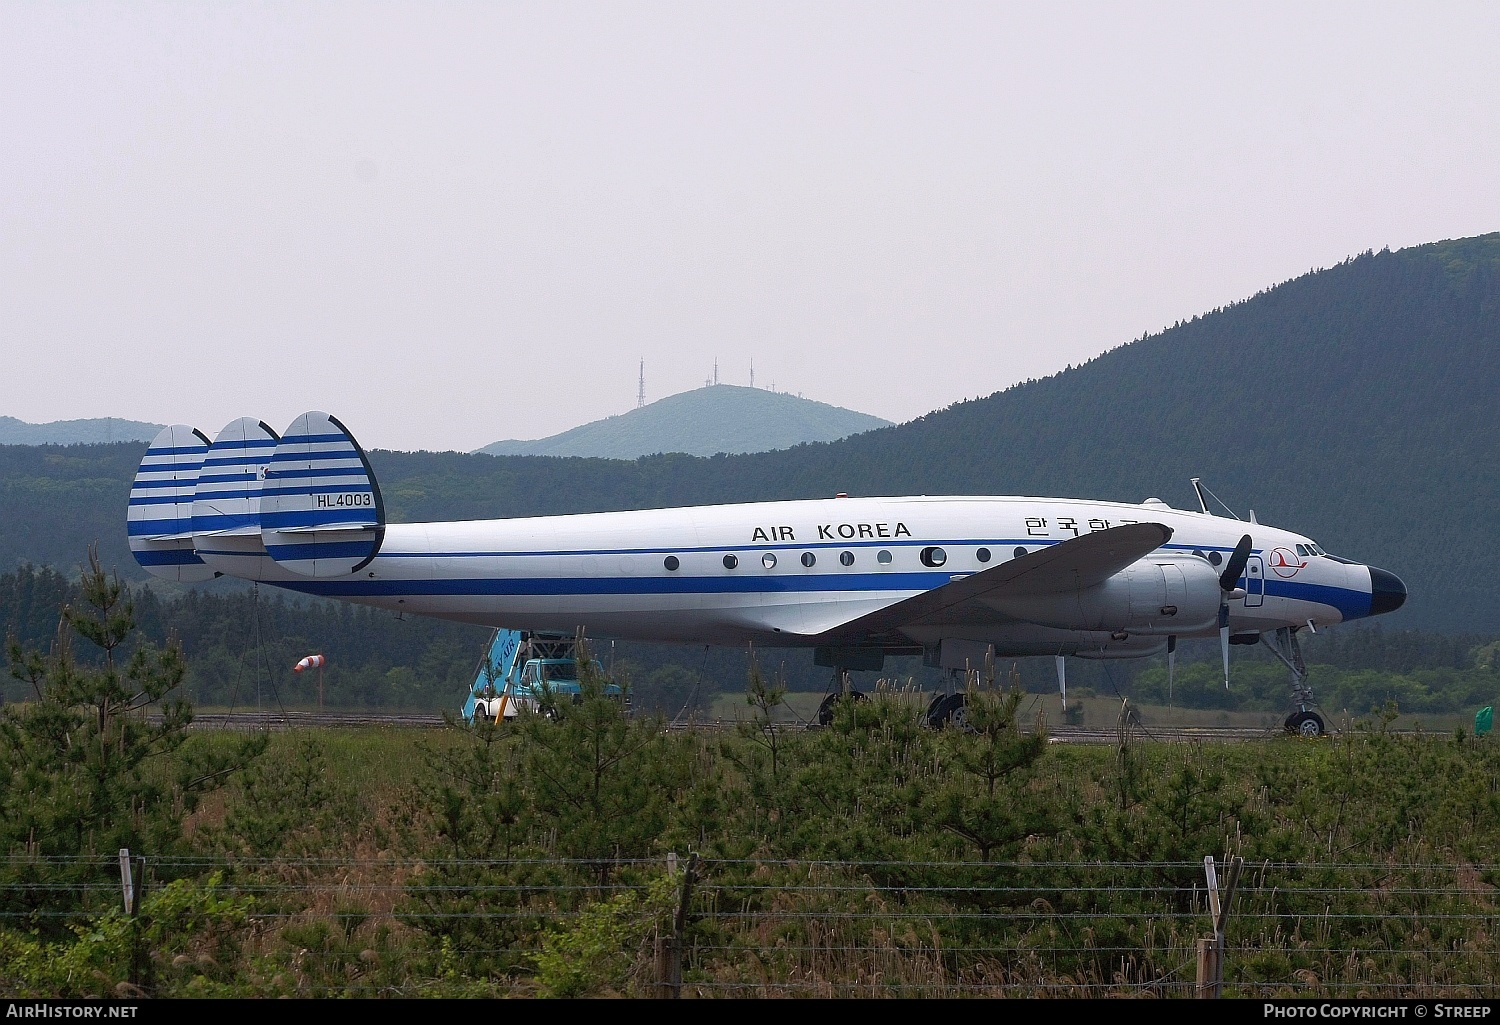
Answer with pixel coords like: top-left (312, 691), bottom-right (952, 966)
top-left (476, 384), bottom-right (891, 458)
top-left (0, 416), bottom-right (163, 446)
top-left (4, 233), bottom-right (1499, 632)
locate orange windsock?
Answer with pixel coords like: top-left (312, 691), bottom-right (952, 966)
top-left (294, 654), bottom-right (326, 672)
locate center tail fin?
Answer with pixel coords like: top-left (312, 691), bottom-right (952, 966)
top-left (191, 417), bottom-right (282, 580)
top-left (260, 411), bottom-right (385, 577)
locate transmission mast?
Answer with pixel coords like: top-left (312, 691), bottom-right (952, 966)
top-left (637, 359), bottom-right (645, 409)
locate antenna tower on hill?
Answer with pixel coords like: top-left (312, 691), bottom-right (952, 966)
top-left (637, 360), bottom-right (645, 409)
top-left (750, 360), bottom-right (755, 389)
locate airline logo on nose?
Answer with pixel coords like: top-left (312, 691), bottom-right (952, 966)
top-left (1269, 547), bottom-right (1306, 578)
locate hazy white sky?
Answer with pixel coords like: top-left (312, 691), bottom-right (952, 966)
top-left (3, 2), bottom-right (1498, 451)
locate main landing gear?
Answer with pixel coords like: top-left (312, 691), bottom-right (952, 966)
top-left (924, 691), bottom-right (968, 729)
top-left (1263, 626), bottom-right (1325, 738)
top-left (815, 670), bottom-right (867, 726)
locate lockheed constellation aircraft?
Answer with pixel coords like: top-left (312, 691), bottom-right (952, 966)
top-left (127, 412), bottom-right (1407, 736)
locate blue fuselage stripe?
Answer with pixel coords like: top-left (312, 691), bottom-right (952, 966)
top-left (286, 571), bottom-right (967, 598)
top-left (1263, 579), bottom-right (1372, 619)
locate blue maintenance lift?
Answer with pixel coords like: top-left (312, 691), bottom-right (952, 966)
top-left (463, 630), bottom-right (618, 722)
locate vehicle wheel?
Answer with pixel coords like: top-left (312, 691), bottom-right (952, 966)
top-left (816, 689), bottom-right (867, 726)
top-left (1286, 710), bottom-right (1325, 738)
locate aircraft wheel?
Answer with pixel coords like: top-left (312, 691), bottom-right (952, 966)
top-left (923, 694), bottom-right (949, 728)
top-left (926, 693), bottom-right (968, 729)
top-left (948, 694), bottom-right (970, 730)
top-left (816, 689), bottom-right (867, 727)
top-left (1286, 710), bottom-right (1325, 738)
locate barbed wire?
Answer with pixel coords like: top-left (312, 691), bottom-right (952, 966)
top-left (7, 855), bottom-right (1500, 870)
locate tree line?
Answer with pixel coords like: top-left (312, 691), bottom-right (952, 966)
top-left (3, 559), bottom-right (1500, 716)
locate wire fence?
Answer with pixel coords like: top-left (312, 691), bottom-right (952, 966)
top-left (4, 855), bottom-right (1500, 997)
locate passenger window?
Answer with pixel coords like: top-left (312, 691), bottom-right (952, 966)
top-left (801, 552), bottom-right (816, 567)
top-left (976, 548), bottom-right (991, 563)
top-left (840, 551), bottom-right (854, 566)
top-left (1014, 547), bottom-right (1028, 559)
top-left (663, 555), bottom-right (680, 571)
top-left (723, 554), bottom-right (738, 569)
top-left (877, 550), bottom-right (893, 564)
top-left (762, 553), bottom-right (777, 569)
top-left (920, 547), bottom-right (947, 568)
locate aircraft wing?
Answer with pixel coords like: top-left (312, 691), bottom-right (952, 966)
top-left (815, 521), bottom-right (1172, 641)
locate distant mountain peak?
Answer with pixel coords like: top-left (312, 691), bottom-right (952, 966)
top-left (0, 416), bottom-right (164, 446)
top-left (476, 384), bottom-right (891, 459)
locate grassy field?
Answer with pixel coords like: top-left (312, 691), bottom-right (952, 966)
top-left (706, 687), bottom-right (1472, 733)
top-left (8, 687), bottom-right (1500, 998)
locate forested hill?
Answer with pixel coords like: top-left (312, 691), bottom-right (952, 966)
top-left (477, 384), bottom-right (889, 458)
top-left (0, 416), bottom-right (162, 445)
top-left (4, 234), bottom-right (1499, 630)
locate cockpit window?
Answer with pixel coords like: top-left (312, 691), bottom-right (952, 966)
top-left (1295, 544), bottom-right (1309, 557)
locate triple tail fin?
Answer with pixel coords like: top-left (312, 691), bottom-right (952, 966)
top-left (128, 425), bottom-right (218, 582)
top-left (260, 411), bottom-right (385, 577)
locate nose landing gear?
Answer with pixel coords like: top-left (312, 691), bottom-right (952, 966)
top-left (1264, 627), bottom-right (1325, 737)
top-left (1286, 709), bottom-right (1325, 738)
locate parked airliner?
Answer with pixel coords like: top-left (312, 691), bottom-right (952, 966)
top-left (127, 412), bottom-right (1406, 736)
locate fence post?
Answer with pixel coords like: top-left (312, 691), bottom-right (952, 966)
top-left (118, 849), bottom-right (134, 915)
top-left (1195, 936), bottom-right (1219, 998)
top-left (665, 853), bottom-right (699, 999)
top-left (656, 853), bottom-right (677, 998)
top-left (1196, 855), bottom-right (1243, 998)
top-left (119, 849), bottom-right (147, 992)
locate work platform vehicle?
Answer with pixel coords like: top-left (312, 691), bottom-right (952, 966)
top-left (463, 630), bottom-right (620, 722)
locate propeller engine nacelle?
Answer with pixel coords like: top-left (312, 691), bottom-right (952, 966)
top-left (985, 556), bottom-right (1222, 635)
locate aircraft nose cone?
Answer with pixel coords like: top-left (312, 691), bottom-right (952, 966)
top-left (1369, 566), bottom-right (1407, 615)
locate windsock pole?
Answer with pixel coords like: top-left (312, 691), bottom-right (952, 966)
top-left (294, 655), bottom-right (327, 710)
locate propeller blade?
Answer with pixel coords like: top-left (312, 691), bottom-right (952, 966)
top-left (1220, 625), bottom-right (1230, 689)
top-left (1167, 636), bottom-right (1176, 704)
top-left (1219, 534), bottom-right (1253, 591)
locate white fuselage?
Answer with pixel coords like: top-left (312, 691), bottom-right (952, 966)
top-left (265, 495), bottom-right (1378, 658)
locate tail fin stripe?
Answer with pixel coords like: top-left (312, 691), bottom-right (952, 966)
top-left (132, 547), bottom-right (208, 567)
top-left (259, 484), bottom-right (373, 499)
top-left (264, 466), bottom-right (369, 481)
top-left (264, 540), bottom-right (379, 561)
